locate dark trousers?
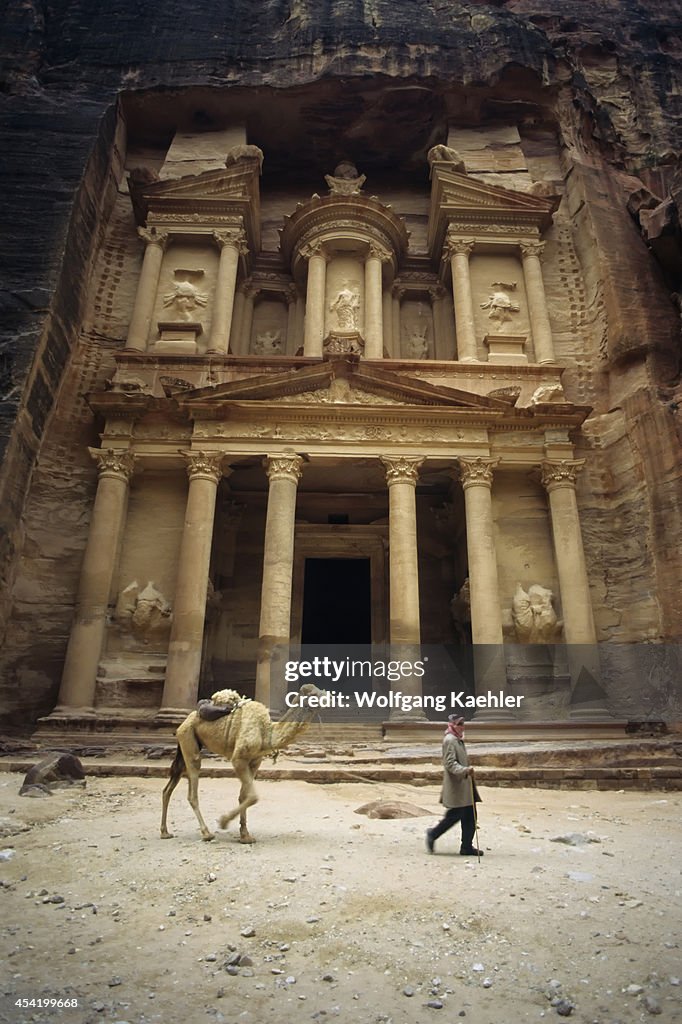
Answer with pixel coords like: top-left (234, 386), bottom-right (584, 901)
top-left (430, 805), bottom-right (476, 848)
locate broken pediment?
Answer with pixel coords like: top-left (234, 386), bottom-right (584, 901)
top-left (427, 165), bottom-right (558, 258)
top-left (129, 156), bottom-right (261, 251)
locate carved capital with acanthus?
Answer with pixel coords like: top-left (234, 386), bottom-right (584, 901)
top-left (519, 240), bottom-right (545, 261)
top-left (381, 455), bottom-right (425, 487)
top-left (299, 241), bottom-right (329, 262)
top-left (213, 228), bottom-right (248, 256)
top-left (540, 459), bottom-right (584, 492)
top-left (240, 278), bottom-right (260, 300)
top-left (367, 241), bottom-right (392, 263)
top-left (138, 227), bottom-right (170, 249)
top-left (181, 450), bottom-right (225, 484)
top-left (443, 235), bottom-right (475, 261)
top-left (457, 457), bottom-right (498, 490)
top-left (264, 453), bottom-right (304, 484)
top-left (89, 447), bottom-right (136, 481)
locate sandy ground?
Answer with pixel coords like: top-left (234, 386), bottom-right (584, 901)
top-left (0, 770), bottom-right (680, 1024)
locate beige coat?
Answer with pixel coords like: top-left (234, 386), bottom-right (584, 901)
top-left (440, 734), bottom-right (474, 808)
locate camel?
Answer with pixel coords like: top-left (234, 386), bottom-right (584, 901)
top-left (160, 683), bottom-right (326, 843)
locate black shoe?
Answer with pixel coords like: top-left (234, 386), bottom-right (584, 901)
top-left (460, 846), bottom-right (484, 857)
top-left (426, 829), bottom-right (435, 854)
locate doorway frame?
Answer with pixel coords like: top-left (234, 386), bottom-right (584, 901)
top-left (291, 524), bottom-right (388, 647)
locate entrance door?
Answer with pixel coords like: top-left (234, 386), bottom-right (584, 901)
top-left (301, 557), bottom-right (372, 644)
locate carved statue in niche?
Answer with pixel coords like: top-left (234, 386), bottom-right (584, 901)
top-left (404, 324), bottom-right (429, 359)
top-left (252, 329), bottom-right (282, 355)
top-left (163, 270), bottom-right (207, 322)
top-left (427, 145), bottom-right (466, 173)
top-left (480, 281), bottom-right (520, 327)
top-left (114, 581), bottom-right (172, 642)
top-left (325, 160), bottom-right (367, 195)
top-left (330, 286), bottom-right (360, 330)
top-left (509, 583), bottom-right (563, 643)
top-left (450, 578), bottom-right (471, 644)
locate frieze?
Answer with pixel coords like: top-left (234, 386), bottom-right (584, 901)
top-left (270, 383), bottom-right (403, 406)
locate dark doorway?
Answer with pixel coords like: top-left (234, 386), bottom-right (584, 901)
top-left (301, 558), bottom-right (371, 644)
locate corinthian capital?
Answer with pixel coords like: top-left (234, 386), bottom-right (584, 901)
top-left (457, 457), bottom-right (498, 489)
top-left (300, 241), bottom-right (328, 262)
top-left (367, 242), bottom-right (392, 263)
top-left (89, 447), bottom-right (136, 480)
top-left (381, 455), bottom-right (425, 486)
top-left (214, 228), bottom-right (248, 256)
top-left (264, 454), bottom-right (304, 484)
top-left (519, 240), bottom-right (545, 261)
top-left (138, 227), bottom-right (170, 248)
top-left (443, 235), bottom-right (475, 261)
top-left (540, 459), bottom-right (584, 491)
top-left (181, 451), bottom-right (224, 483)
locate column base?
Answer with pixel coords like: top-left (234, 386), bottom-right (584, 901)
top-left (155, 707), bottom-right (192, 724)
top-left (48, 704), bottom-right (97, 718)
top-left (471, 707), bottom-right (517, 722)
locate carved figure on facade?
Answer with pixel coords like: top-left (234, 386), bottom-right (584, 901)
top-left (163, 271), bottom-right (207, 322)
top-left (114, 581), bottom-right (172, 641)
top-left (225, 144), bottom-right (264, 171)
top-left (252, 329), bottom-right (282, 355)
top-left (324, 334), bottom-right (364, 355)
top-left (529, 383), bottom-right (565, 405)
top-left (450, 577), bottom-right (471, 644)
top-left (329, 286), bottom-right (360, 330)
top-left (506, 583), bottom-right (563, 643)
top-left (480, 282), bottom-right (520, 326)
top-left (427, 145), bottom-right (466, 173)
top-left (325, 161), bottom-right (366, 195)
top-left (403, 324), bottom-right (429, 359)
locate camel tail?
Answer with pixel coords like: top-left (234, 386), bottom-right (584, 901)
top-left (167, 744), bottom-right (186, 783)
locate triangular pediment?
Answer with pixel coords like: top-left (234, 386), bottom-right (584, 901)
top-left (177, 356), bottom-right (517, 414)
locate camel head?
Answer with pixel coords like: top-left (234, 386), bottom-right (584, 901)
top-left (271, 683), bottom-right (329, 750)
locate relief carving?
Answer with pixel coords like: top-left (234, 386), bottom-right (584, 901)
top-left (114, 581), bottom-right (172, 641)
top-left (480, 282), bottom-right (520, 327)
top-left (252, 330), bottom-right (282, 355)
top-left (163, 270), bottom-right (207, 322)
top-left (225, 144), bottom-right (264, 171)
top-left (403, 324), bottom-right (429, 359)
top-left (506, 583), bottom-right (563, 643)
top-left (324, 160), bottom-right (366, 195)
top-left (427, 145), bottom-right (466, 173)
top-left (529, 384), bottom-right (565, 405)
top-left (330, 286), bottom-right (360, 330)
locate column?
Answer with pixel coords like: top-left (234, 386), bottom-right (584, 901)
top-left (429, 285), bottom-right (447, 360)
top-left (285, 285), bottom-right (298, 355)
top-left (458, 457), bottom-right (510, 713)
top-left (55, 449), bottom-right (135, 712)
top-left (229, 287), bottom-right (246, 355)
top-left (209, 228), bottom-right (247, 354)
top-left (364, 243), bottom-right (388, 359)
top-left (255, 454), bottom-right (304, 707)
top-left (240, 280), bottom-right (258, 354)
top-left (382, 290), bottom-right (393, 357)
top-left (392, 285), bottom-right (403, 356)
top-left (158, 452), bottom-right (224, 717)
top-left (302, 243), bottom-right (327, 357)
top-left (541, 460), bottom-right (605, 717)
top-left (125, 229), bottom-right (169, 352)
top-left (381, 456), bottom-right (425, 716)
top-left (444, 236), bottom-right (478, 363)
top-left (520, 241), bottom-right (555, 364)
top-left (541, 461), bottom-right (596, 644)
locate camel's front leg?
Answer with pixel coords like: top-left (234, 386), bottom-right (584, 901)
top-left (218, 758), bottom-right (260, 842)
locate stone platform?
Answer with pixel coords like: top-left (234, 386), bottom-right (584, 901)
top-left (1, 734), bottom-right (681, 792)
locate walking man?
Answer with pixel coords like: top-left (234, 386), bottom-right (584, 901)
top-left (426, 714), bottom-right (484, 856)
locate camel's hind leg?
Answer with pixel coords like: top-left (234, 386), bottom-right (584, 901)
top-left (160, 747), bottom-right (185, 838)
top-left (176, 725), bottom-right (215, 841)
top-left (218, 758), bottom-right (261, 843)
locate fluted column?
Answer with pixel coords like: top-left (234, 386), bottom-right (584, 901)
top-left (458, 457), bottom-right (510, 713)
top-left (302, 243), bottom-right (328, 357)
top-left (255, 454), bottom-right (304, 707)
top-left (125, 229), bottom-right (169, 352)
top-left (520, 241), bottom-right (555, 364)
top-left (209, 228), bottom-right (247, 354)
top-left (444, 236), bottom-right (477, 363)
top-left (381, 456), bottom-right (425, 716)
top-left (541, 461), bottom-right (596, 644)
top-left (56, 449), bottom-right (135, 712)
top-left (364, 243), bottom-right (389, 359)
top-left (158, 453), bottom-right (224, 717)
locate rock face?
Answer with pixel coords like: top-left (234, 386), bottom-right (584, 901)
top-left (0, 1), bottom-right (680, 730)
